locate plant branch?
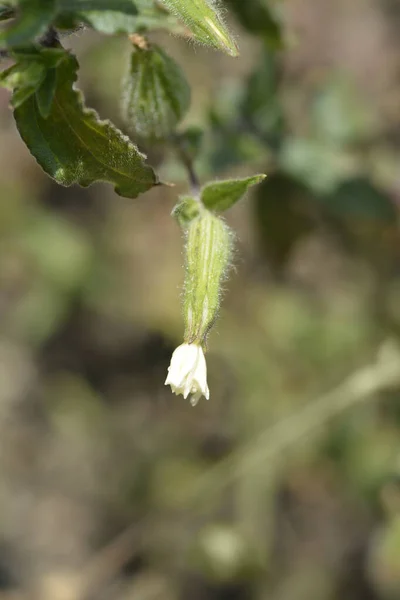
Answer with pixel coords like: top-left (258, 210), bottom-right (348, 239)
top-left (172, 133), bottom-right (201, 196)
top-left (0, 26), bottom-right (60, 61)
top-left (38, 26), bottom-right (59, 48)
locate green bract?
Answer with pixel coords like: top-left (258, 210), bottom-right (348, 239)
top-left (122, 39), bottom-right (190, 140)
top-left (201, 174), bottom-right (266, 212)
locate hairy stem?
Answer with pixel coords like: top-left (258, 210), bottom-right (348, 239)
top-left (172, 133), bottom-right (201, 196)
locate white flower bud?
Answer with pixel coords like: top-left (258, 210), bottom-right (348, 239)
top-left (166, 202), bottom-right (233, 405)
top-left (165, 343), bottom-right (209, 406)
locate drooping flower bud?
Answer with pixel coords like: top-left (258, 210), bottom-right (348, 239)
top-left (165, 201), bottom-right (233, 404)
top-left (183, 207), bottom-right (233, 346)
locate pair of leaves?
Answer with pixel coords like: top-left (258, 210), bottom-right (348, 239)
top-left (2, 48), bottom-right (158, 198)
top-left (174, 174), bottom-right (266, 226)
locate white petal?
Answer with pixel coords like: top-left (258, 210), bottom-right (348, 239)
top-left (190, 391), bottom-right (202, 407)
top-left (165, 343), bottom-right (209, 404)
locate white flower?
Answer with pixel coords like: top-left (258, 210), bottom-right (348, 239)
top-left (165, 343), bottom-right (210, 406)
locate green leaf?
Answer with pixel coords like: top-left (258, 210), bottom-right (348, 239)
top-left (60, 0), bottom-right (138, 11)
top-left (324, 178), bottom-right (399, 264)
top-left (0, 0), bottom-right (56, 48)
top-left (12, 47), bottom-right (67, 68)
top-left (13, 52), bottom-right (158, 198)
top-left (279, 137), bottom-right (350, 194)
top-left (56, 0), bottom-right (181, 36)
top-left (75, 10), bottom-right (139, 34)
top-left (57, 0), bottom-right (140, 35)
top-left (131, 0), bottom-right (183, 33)
top-left (0, 47), bottom-right (68, 108)
top-left (0, 61), bottom-right (37, 89)
top-left (122, 41), bottom-right (190, 140)
top-left (0, 0), bottom-right (143, 41)
top-left (311, 76), bottom-right (377, 146)
top-left (242, 50), bottom-right (277, 116)
top-left (35, 66), bottom-right (56, 117)
top-left (241, 48), bottom-right (284, 149)
top-left (325, 178), bottom-right (397, 223)
top-left (68, 0), bottom-right (184, 35)
top-left (160, 0), bottom-right (238, 56)
top-left (0, 60), bottom-right (46, 106)
top-left (11, 78), bottom-right (42, 106)
top-left (201, 174), bottom-right (266, 212)
top-left (254, 172), bottom-right (316, 272)
top-left (172, 196), bottom-right (201, 227)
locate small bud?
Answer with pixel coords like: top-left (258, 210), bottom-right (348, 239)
top-left (183, 208), bottom-right (233, 345)
top-left (160, 0), bottom-right (239, 57)
top-left (165, 342), bottom-right (209, 406)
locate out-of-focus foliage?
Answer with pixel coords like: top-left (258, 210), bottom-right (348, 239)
top-left (1, 1), bottom-right (400, 600)
top-left (225, 0), bottom-right (283, 48)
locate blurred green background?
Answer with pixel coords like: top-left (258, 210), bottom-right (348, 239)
top-left (2, 1), bottom-right (400, 599)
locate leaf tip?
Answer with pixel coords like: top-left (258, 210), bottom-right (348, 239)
top-left (203, 16), bottom-right (239, 57)
top-left (256, 174), bottom-right (267, 183)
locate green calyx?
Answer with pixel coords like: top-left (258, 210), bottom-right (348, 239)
top-left (122, 38), bottom-right (191, 141)
top-left (182, 204), bottom-right (233, 346)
